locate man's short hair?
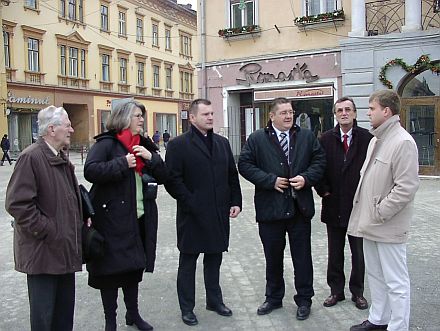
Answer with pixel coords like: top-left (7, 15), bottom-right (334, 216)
top-left (369, 90), bottom-right (401, 115)
top-left (106, 100), bottom-right (146, 132)
top-left (37, 106), bottom-right (68, 137)
top-left (333, 96), bottom-right (357, 113)
top-left (270, 97), bottom-right (291, 113)
top-left (189, 99), bottom-right (211, 115)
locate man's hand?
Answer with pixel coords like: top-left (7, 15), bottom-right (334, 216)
top-left (229, 206), bottom-right (241, 218)
top-left (290, 175), bottom-right (305, 190)
top-left (86, 218), bottom-right (92, 227)
top-left (274, 177), bottom-right (289, 193)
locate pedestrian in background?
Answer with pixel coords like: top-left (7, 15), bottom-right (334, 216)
top-left (5, 106), bottom-right (82, 331)
top-left (238, 97), bottom-right (326, 321)
top-left (348, 90), bottom-right (419, 331)
top-left (315, 97), bottom-right (372, 310)
top-left (84, 100), bottom-right (168, 331)
top-left (152, 130), bottom-right (160, 151)
top-left (165, 98), bottom-right (242, 326)
top-left (1, 133), bottom-right (12, 165)
top-left (162, 130), bottom-right (171, 150)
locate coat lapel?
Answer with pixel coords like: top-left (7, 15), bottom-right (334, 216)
top-left (190, 129), bottom-right (211, 158)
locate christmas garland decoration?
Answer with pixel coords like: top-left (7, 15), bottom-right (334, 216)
top-left (379, 54), bottom-right (440, 89)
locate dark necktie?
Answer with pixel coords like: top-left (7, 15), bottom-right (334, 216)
top-left (280, 132), bottom-right (289, 159)
top-left (343, 134), bottom-right (349, 154)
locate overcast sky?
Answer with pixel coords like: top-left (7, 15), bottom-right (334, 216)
top-left (177, 0), bottom-right (198, 11)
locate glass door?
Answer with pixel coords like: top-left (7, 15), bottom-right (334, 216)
top-left (401, 98), bottom-right (439, 175)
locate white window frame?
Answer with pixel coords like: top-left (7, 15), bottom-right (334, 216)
top-left (165, 28), bottom-right (171, 50)
top-left (28, 38), bottom-right (39, 72)
top-left (119, 11), bottom-right (126, 36)
top-left (227, 0), bottom-right (258, 28)
top-left (119, 57), bottom-right (127, 83)
top-left (304, 0), bottom-right (340, 16)
top-left (69, 47), bottom-right (78, 77)
top-left (60, 45), bottom-right (66, 75)
top-left (3, 31), bottom-right (10, 68)
top-left (165, 67), bottom-right (172, 90)
top-left (101, 4), bottom-right (109, 31)
top-left (102, 54), bottom-right (110, 81)
top-left (137, 62), bottom-right (145, 86)
top-left (136, 18), bottom-right (144, 42)
top-left (152, 23), bottom-right (159, 47)
top-left (80, 49), bottom-right (86, 78)
top-left (153, 64), bottom-right (160, 88)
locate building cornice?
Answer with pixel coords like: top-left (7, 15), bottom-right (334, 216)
top-left (128, 0), bottom-right (196, 30)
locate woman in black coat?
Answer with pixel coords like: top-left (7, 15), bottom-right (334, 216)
top-left (84, 100), bottom-right (168, 331)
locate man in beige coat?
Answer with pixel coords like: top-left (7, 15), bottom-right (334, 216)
top-left (347, 90), bottom-right (419, 331)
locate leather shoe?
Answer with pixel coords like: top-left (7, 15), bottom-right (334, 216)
top-left (323, 293), bottom-right (345, 307)
top-left (181, 311), bottom-right (198, 326)
top-left (350, 320), bottom-right (388, 331)
top-left (296, 305), bottom-right (311, 320)
top-left (352, 295), bottom-right (369, 310)
top-left (206, 303), bottom-right (233, 316)
top-left (257, 301), bottom-right (282, 315)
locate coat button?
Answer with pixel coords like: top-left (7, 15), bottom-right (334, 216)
top-left (121, 200), bottom-right (125, 204)
top-left (33, 231), bottom-right (38, 236)
top-left (286, 212), bottom-right (290, 216)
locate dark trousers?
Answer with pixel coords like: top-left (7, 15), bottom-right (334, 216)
top-left (258, 214), bottom-right (314, 307)
top-left (326, 224), bottom-right (365, 297)
top-left (1, 149), bottom-right (11, 164)
top-left (177, 252), bottom-right (223, 312)
top-left (27, 273), bottom-right (75, 331)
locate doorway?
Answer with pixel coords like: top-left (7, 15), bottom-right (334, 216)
top-left (401, 98), bottom-right (439, 175)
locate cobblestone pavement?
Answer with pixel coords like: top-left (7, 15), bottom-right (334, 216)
top-left (0, 152), bottom-right (439, 331)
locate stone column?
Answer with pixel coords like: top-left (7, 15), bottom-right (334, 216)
top-left (402, 0), bottom-right (422, 32)
top-left (348, 0), bottom-right (367, 37)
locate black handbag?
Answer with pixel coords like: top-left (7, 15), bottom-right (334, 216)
top-left (79, 184), bottom-right (105, 263)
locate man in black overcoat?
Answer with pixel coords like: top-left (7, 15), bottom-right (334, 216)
top-left (165, 99), bottom-right (242, 326)
top-left (315, 97), bottom-right (373, 310)
top-left (238, 97), bottom-right (326, 321)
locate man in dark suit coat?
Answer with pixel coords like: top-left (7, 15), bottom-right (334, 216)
top-left (165, 99), bottom-right (242, 326)
top-left (315, 97), bottom-right (373, 310)
top-left (238, 97), bottom-right (326, 321)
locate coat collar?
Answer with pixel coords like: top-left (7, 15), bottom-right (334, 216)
top-left (189, 125), bottom-right (213, 158)
top-left (370, 115), bottom-right (401, 139)
top-left (36, 138), bottom-right (68, 166)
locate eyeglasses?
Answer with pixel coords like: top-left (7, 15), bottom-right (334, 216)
top-left (132, 113), bottom-right (144, 119)
top-left (335, 108), bottom-right (354, 114)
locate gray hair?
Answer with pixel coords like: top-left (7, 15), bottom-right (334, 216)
top-left (37, 106), bottom-right (68, 136)
top-left (106, 100), bottom-right (146, 132)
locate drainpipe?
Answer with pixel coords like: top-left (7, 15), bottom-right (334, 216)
top-left (200, 0), bottom-right (208, 99)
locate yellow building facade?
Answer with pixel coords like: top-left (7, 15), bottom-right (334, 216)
top-left (2, 0), bottom-right (197, 153)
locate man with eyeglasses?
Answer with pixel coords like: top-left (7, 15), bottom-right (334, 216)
top-left (6, 106), bottom-right (82, 331)
top-left (238, 97), bottom-right (326, 321)
top-left (315, 97), bottom-right (373, 311)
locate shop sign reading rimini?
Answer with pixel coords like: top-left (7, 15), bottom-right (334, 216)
top-left (236, 62), bottom-right (319, 86)
top-left (7, 91), bottom-right (50, 105)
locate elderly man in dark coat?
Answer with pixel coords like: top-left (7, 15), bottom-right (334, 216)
top-left (315, 97), bottom-right (373, 310)
top-left (165, 98), bottom-right (242, 326)
top-left (6, 106), bottom-right (82, 331)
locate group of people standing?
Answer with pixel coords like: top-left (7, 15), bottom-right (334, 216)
top-left (5, 89), bottom-right (419, 331)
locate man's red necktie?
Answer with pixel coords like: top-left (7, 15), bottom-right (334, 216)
top-left (343, 134), bottom-right (349, 154)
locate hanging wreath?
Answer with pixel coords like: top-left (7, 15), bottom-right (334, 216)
top-left (379, 54), bottom-right (440, 89)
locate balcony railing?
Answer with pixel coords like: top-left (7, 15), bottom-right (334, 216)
top-left (25, 71), bottom-right (45, 85)
top-left (366, 0), bottom-right (440, 35)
